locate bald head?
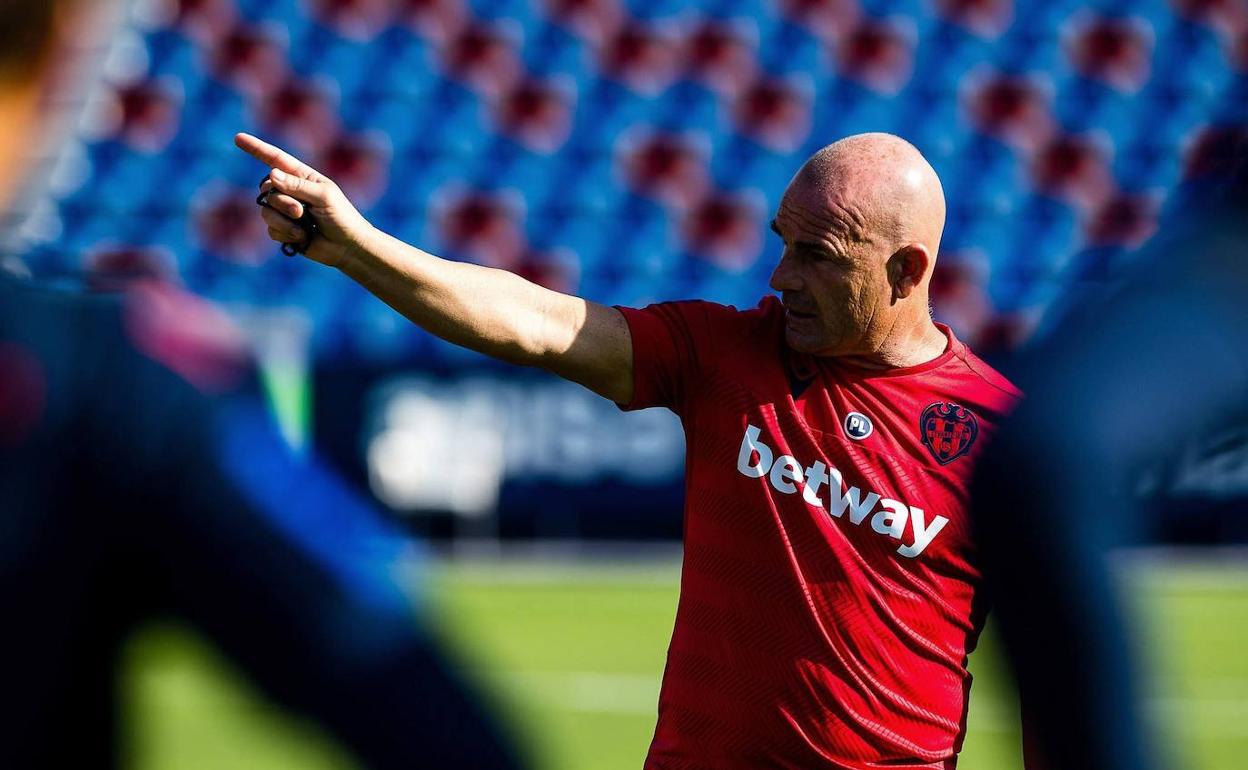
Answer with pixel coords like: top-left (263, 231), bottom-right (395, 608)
top-left (769, 133), bottom-right (951, 365)
top-left (796, 132), bottom-right (946, 257)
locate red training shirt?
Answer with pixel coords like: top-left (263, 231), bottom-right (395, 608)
top-left (617, 296), bottom-right (1022, 769)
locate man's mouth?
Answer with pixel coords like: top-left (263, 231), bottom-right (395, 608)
top-left (785, 307), bottom-right (817, 321)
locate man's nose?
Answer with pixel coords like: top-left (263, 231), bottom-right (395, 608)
top-left (769, 250), bottom-right (801, 292)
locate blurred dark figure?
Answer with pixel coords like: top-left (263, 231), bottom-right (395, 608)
top-left (0, 3), bottom-right (521, 768)
top-left (972, 131), bottom-right (1248, 769)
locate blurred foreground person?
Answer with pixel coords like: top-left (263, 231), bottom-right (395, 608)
top-left (0, 3), bottom-right (522, 768)
top-left (972, 139), bottom-right (1248, 770)
top-left (238, 124), bottom-right (1022, 766)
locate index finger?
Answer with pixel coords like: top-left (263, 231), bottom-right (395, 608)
top-left (234, 133), bottom-right (323, 180)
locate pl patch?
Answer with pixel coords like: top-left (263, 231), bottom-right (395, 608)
top-left (843, 411), bottom-right (874, 440)
top-left (920, 402), bottom-right (979, 465)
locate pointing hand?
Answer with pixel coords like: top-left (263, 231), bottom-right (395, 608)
top-left (234, 132), bottom-right (375, 268)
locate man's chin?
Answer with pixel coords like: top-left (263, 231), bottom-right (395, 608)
top-left (783, 328), bottom-right (820, 355)
top-left (784, 327), bottom-right (845, 358)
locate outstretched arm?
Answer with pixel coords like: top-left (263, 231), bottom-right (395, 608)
top-left (234, 133), bottom-right (634, 403)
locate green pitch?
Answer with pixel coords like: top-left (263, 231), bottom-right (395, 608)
top-left (121, 557), bottom-right (1248, 770)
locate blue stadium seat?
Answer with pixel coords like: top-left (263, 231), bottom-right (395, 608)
top-left (756, 20), bottom-right (821, 78)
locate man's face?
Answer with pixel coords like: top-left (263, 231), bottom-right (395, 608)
top-left (768, 174), bottom-right (895, 357)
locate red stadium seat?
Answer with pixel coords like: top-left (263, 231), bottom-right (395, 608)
top-left (1084, 192), bottom-right (1160, 247)
top-left (682, 20), bottom-right (758, 97)
top-left (193, 187), bottom-right (277, 265)
top-left (513, 248), bottom-right (580, 293)
top-left (209, 23), bottom-right (288, 98)
top-left (933, 0), bottom-right (1013, 39)
top-left (778, 0), bottom-right (861, 44)
top-left (1170, 0), bottom-right (1248, 33)
top-left (1029, 133), bottom-right (1115, 209)
top-left (682, 191), bottom-right (763, 271)
top-left (973, 312), bottom-right (1037, 357)
top-left (1065, 14), bottom-right (1154, 93)
top-left (544, 0), bottom-right (624, 47)
top-left (731, 77), bottom-right (811, 152)
top-left (835, 18), bottom-right (916, 95)
top-left (254, 77), bottom-right (341, 152)
top-left (105, 79), bottom-right (183, 153)
top-left (398, 0), bottom-right (469, 44)
top-left (493, 78), bottom-right (575, 154)
top-left (308, 0), bottom-right (396, 41)
top-left (618, 131), bottom-right (709, 210)
top-left (929, 251), bottom-right (994, 347)
top-left (964, 72), bottom-right (1055, 151)
top-left (315, 133), bottom-right (391, 207)
top-left (599, 21), bottom-right (681, 95)
top-left (442, 22), bottom-right (522, 98)
top-left (435, 189), bottom-right (527, 268)
top-left (168, 0), bottom-right (237, 43)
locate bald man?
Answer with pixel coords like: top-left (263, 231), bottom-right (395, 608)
top-left (241, 131), bottom-right (1021, 768)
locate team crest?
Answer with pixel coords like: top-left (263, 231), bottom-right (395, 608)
top-left (920, 402), bottom-right (979, 465)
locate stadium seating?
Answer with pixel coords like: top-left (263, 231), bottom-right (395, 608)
top-left (23, 0), bottom-right (1246, 361)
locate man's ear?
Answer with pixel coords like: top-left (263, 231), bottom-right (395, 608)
top-left (888, 244), bottom-right (932, 302)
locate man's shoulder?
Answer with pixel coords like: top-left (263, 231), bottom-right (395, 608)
top-left (696, 295), bottom-right (784, 362)
top-left (631, 294), bottom-right (782, 325)
top-left (623, 295), bottom-right (784, 359)
top-left (948, 340), bottom-right (1023, 415)
top-left (0, 277), bottom-right (130, 377)
top-left (1, 277), bottom-right (253, 400)
top-left (1, 274), bottom-right (122, 325)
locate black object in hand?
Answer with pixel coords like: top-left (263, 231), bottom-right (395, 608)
top-left (256, 183), bottom-right (320, 257)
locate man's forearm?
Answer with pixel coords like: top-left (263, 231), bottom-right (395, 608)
top-left (339, 226), bottom-right (577, 367)
top-left (236, 131), bottom-right (632, 401)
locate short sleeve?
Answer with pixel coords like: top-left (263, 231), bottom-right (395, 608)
top-left (615, 299), bottom-right (753, 415)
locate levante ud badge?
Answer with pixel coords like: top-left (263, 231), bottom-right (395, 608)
top-left (920, 402), bottom-right (979, 464)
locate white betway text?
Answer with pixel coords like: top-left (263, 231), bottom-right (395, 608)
top-left (736, 424), bottom-right (948, 558)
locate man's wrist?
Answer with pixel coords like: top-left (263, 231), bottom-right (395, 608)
top-left (339, 225), bottom-right (382, 275)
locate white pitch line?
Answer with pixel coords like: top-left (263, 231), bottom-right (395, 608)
top-left (436, 548), bottom-right (1248, 591)
top-left (499, 670), bottom-right (661, 715)
top-left (488, 670), bottom-right (1248, 736)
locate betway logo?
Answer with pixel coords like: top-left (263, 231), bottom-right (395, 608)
top-left (737, 425), bottom-right (948, 559)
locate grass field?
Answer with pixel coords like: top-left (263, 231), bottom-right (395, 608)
top-left (122, 555), bottom-right (1248, 769)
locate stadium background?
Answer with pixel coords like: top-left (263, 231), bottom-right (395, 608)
top-left (6, 0), bottom-right (1246, 767)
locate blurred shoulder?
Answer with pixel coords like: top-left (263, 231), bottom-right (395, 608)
top-left (1, 277), bottom-right (256, 423)
top-left (952, 337), bottom-right (1023, 417)
top-left (119, 281), bottom-right (252, 395)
